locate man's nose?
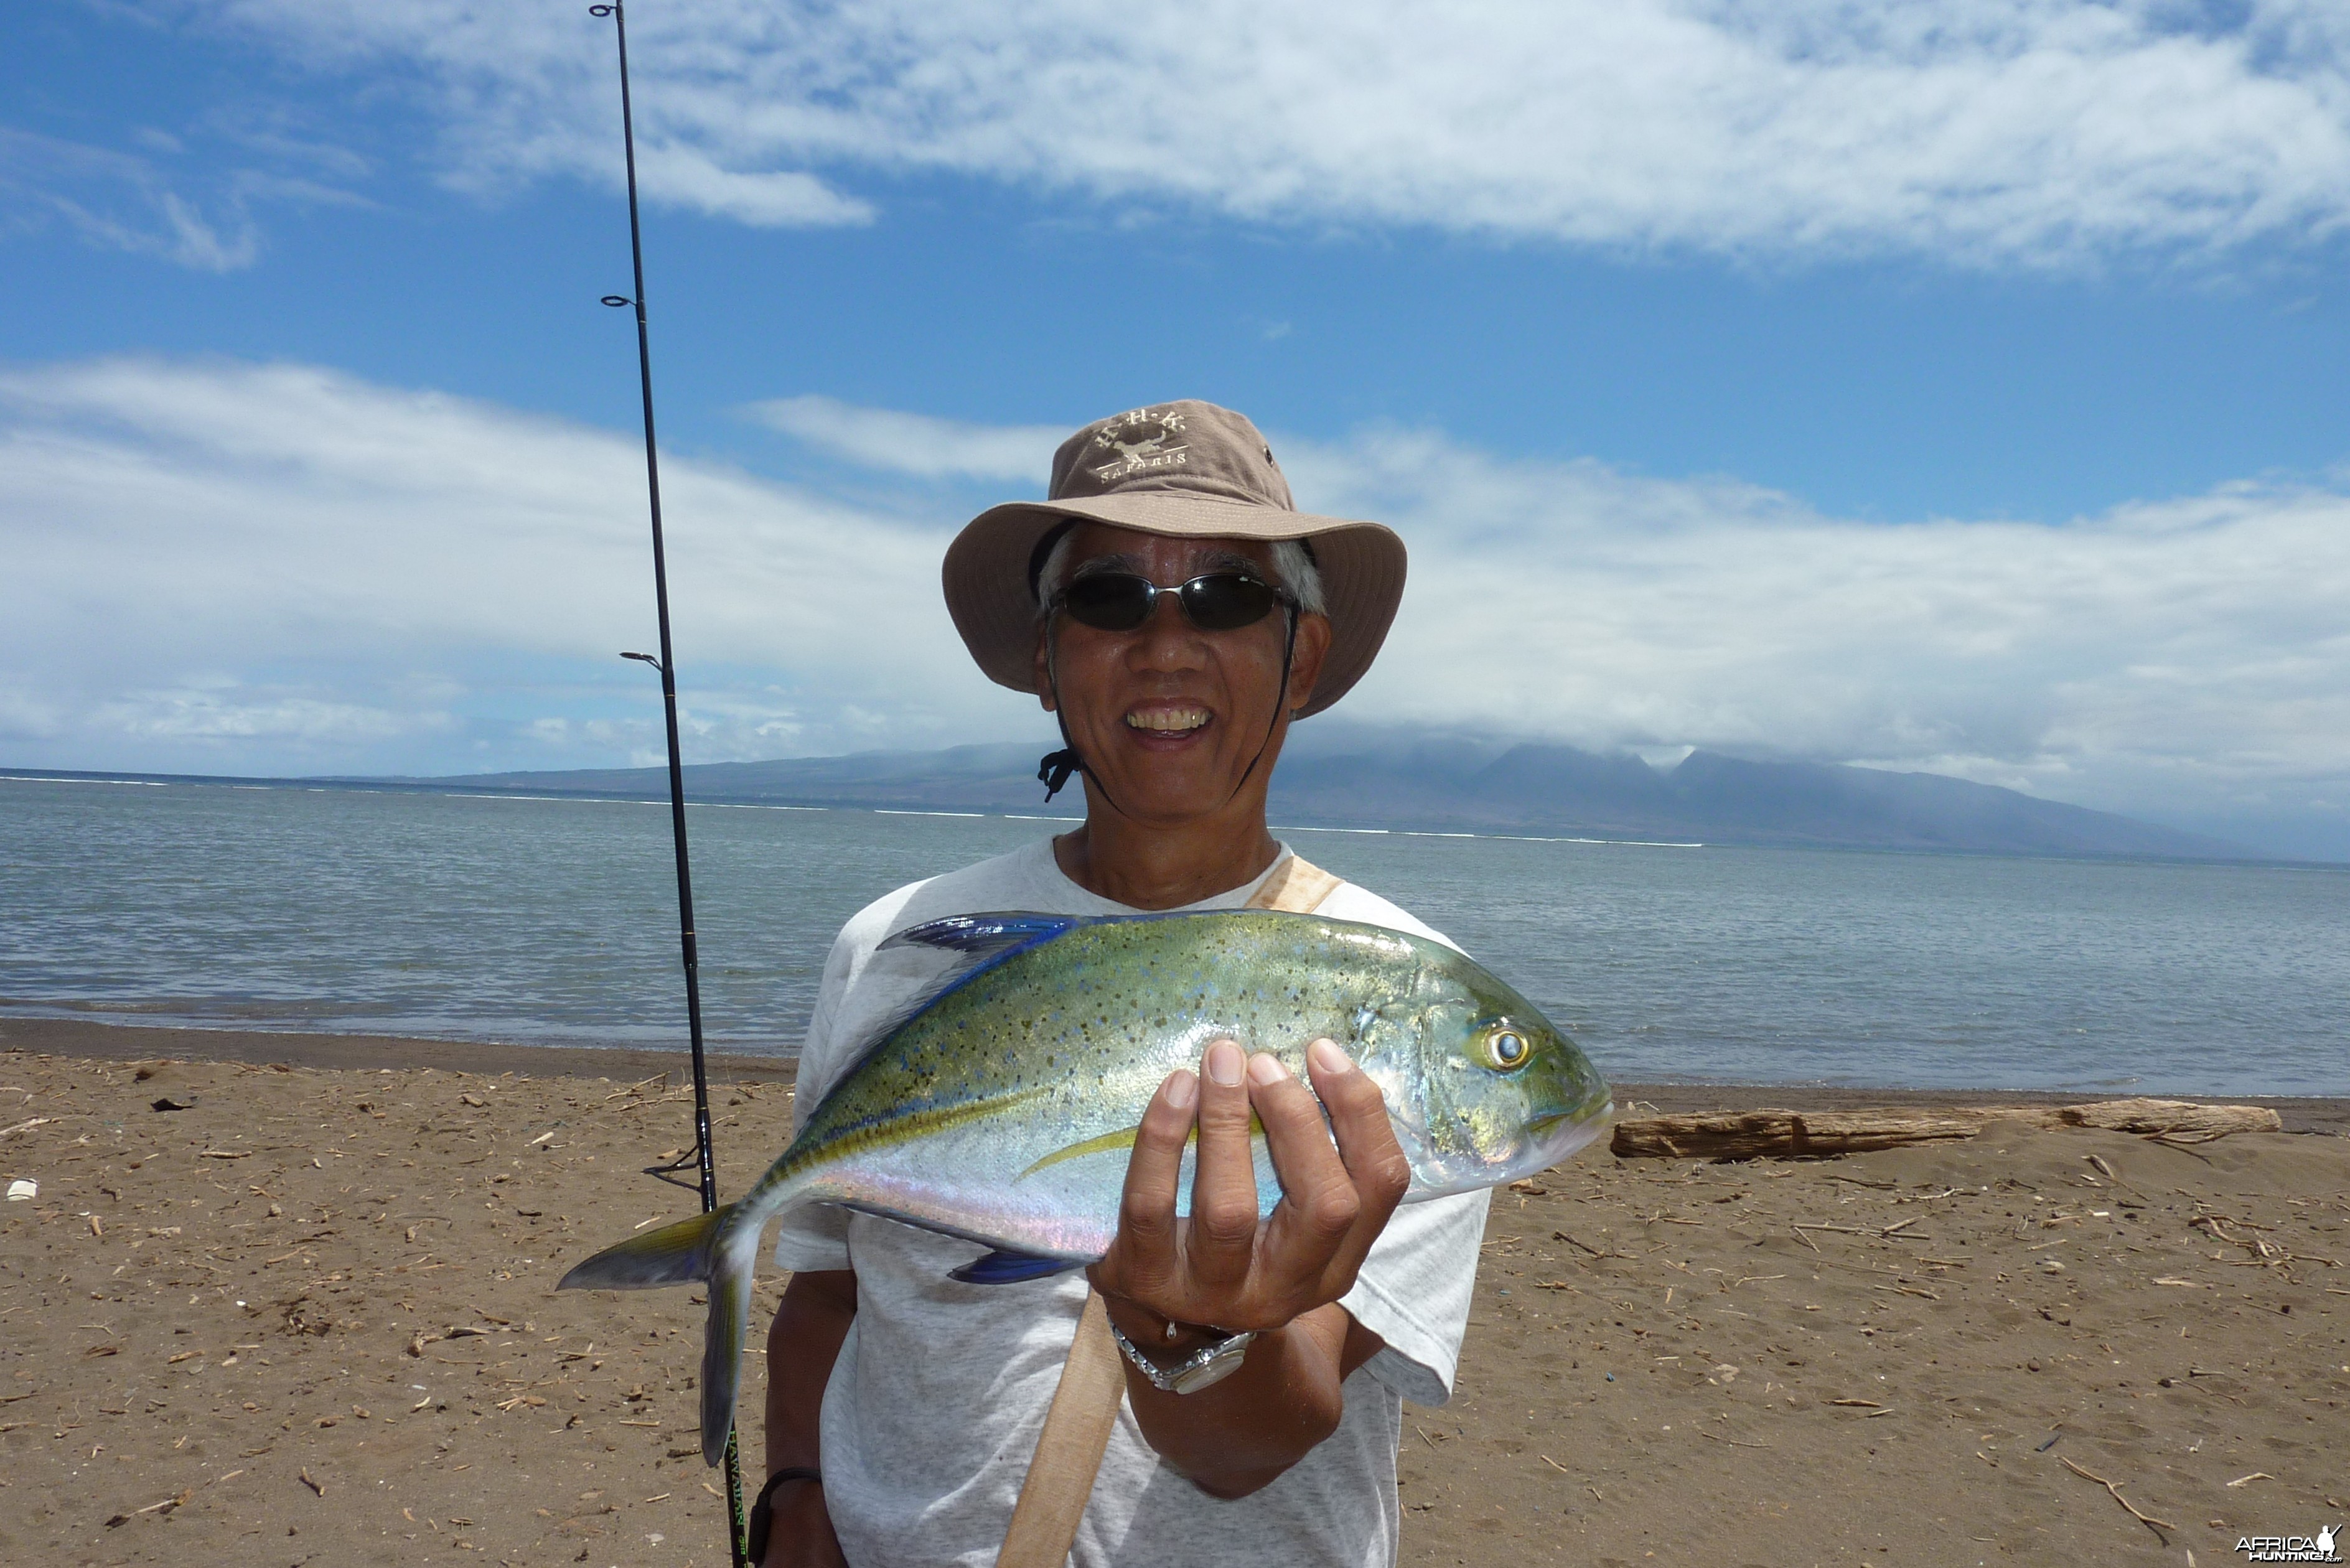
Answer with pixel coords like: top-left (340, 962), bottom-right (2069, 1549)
top-left (1126, 588), bottom-right (1205, 666)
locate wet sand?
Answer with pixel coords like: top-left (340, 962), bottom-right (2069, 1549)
top-left (1, 1019), bottom-right (2343, 1566)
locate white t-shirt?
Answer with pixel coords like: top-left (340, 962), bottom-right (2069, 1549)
top-left (770, 837), bottom-right (1491, 1568)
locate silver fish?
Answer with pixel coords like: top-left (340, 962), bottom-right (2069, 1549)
top-left (558, 909), bottom-right (1612, 1463)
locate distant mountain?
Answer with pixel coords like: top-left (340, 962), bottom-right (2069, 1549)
top-left (406, 730), bottom-right (2252, 861)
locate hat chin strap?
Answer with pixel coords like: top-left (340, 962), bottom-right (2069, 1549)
top-left (1036, 609), bottom-right (1299, 821)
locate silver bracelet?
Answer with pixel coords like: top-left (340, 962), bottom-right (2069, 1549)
top-left (1105, 1317), bottom-right (1257, 1395)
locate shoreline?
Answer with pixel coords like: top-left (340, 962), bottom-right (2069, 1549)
top-left (7, 1014), bottom-right (2343, 1135)
top-left (16, 767), bottom-right (2350, 870)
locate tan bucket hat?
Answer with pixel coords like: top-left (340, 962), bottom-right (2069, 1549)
top-left (942, 400), bottom-right (1406, 718)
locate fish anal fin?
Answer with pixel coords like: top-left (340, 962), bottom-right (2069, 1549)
top-left (948, 1248), bottom-right (1081, 1286)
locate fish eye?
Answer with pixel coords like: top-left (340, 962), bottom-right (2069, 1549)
top-left (1487, 1029), bottom-right (1529, 1070)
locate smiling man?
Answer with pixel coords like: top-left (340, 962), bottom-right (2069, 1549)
top-left (754, 402), bottom-right (1491, 1567)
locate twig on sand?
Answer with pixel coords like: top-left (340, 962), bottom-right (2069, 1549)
top-left (2060, 1457), bottom-right (2174, 1541)
top-left (2084, 1153), bottom-right (2148, 1199)
top-left (1540, 1454), bottom-right (1573, 1474)
top-left (1697, 1429), bottom-right (1770, 1449)
top-left (1552, 1231), bottom-right (1628, 1259)
top-left (105, 1489), bottom-right (192, 1527)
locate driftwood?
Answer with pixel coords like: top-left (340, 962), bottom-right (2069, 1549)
top-left (1609, 1098), bottom-right (2283, 1160)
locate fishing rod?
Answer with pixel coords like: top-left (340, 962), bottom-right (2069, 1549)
top-left (586, 4), bottom-right (752, 1563)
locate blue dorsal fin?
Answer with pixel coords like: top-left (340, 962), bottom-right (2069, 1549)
top-left (857, 913), bottom-right (1080, 1047)
top-left (949, 1247), bottom-right (1080, 1286)
top-left (800, 913), bottom-right (1085, 1108)
top-left (879, 912), bottom-right (1079, 956)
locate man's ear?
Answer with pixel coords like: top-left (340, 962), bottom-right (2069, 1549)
top-left (1032, 624), bottom-right (1057, 712)
top-left (1285, 613), bottom-right (1333, 714)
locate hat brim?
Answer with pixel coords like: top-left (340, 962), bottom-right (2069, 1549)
top-left (942, 492), bottom-right (1405, 719)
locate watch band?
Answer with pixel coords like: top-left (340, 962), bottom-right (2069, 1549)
top-left (745, 1466), bottom-right (822, 1563)
top-left (1104, 1316), bottom-right (1257, 1395)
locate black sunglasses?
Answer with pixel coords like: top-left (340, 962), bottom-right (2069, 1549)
top-left (1052, 571), bottom-right (1296, 633)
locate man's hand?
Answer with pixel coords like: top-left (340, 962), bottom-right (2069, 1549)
top-left (1084, 1035), bottom-right (1408, 1494)
top-left (1090, 1035), bottom-right (1411, 1334)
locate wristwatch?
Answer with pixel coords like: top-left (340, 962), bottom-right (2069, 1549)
top-left (1105, 1316), bottom-right (1258, 1395)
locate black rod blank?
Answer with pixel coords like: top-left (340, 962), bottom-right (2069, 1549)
top-left (587, 4), bottom-right (751, 1562)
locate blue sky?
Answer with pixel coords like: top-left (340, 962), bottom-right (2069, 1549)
top-left (6, 1), bottom-right (2350, 858)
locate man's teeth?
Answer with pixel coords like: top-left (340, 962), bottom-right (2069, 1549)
top-left (1125, 707), bottom-right (1210, 732)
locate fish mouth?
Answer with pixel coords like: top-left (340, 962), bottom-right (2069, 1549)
top-left (1524, 1099), bottom-right (1613, 1164)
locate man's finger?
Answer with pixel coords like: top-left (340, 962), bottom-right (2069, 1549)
top-left (1302, 1039), bottom-right (1411, 1281)
top-left (1110, 1068), bottom-right (1197, 1273)
top-left (1250, 1053), bottom-right (1360, 1272)
top-left (1184, 1038), bottom-right (1262, 1289)
top-left (1310, 1039), bottom-right (1411, 1205)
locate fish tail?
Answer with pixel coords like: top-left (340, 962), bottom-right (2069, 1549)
top-left (557, 1201), bottom-right (767, 1467)
top-left (699, 1220), bottom-right (764, 1466)
top-left (557, 1203), bottom-right (733, 1292)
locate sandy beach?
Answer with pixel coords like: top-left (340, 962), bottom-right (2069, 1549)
top-left (2, 1018), bottom-right (2343, 1567)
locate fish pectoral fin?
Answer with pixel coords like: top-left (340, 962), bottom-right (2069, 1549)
top-left (1016, 1124), bottom-right (1143, 1181)
top-left (948, 1248), bottom-right (1081, 1286)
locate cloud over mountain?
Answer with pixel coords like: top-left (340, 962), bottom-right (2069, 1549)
top-left (6, 360), bottom-right (2349, 854)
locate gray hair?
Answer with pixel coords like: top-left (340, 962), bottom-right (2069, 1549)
top-left (1034, 534), bottom-right (1326, 620)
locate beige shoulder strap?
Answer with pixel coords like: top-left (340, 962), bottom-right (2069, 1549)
top-left (996, 854), bottom-right (1339, 1568)
top-left (995, 1289), bottom-right (1125, 1567)
top-left (1243, 851), bottom-right (1344, 915)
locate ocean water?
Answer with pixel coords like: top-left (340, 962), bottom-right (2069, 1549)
top-left (2, 774), bottom-right (2343, 1096)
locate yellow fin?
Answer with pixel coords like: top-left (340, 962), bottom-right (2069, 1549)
top-left (1015, 1116), bottom-right (1263, 1182)
top-left (1018, 1124), bottom-right (1141, 1180)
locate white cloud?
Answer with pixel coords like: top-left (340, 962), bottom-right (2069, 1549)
top-left (0, 115), bottom-right (378, 271)
top-left (0, 128), bottom-right (261, 271)
top-left (195, 0), bottom-right (2350, 265)
top-left (95, 688), bottom-right (438, 744)
top-left (6, 360), bottom-right (2349, 852)
top-left (0, 357), bottom-right (1026, 773)
top-left (1277, 427), bottom-right (2350, 840)
top-left (747, 395), bottom-right (1064, 482)
top-left (630, 144), bottom-right (873, 228)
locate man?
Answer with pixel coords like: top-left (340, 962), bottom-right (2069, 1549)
top-left (758, 401), bottom-right (1488, 1567)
